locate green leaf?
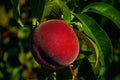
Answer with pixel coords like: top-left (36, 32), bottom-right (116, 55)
top-left (11, 0), bottom-right (24, 27)
top-left (56, 67), bottom-right (72, 80)
top-left (10, 67), bottom-right (22, 80)
top-left (39, 0), bottom-right (71, 24)
top-left (18, 53), bottom-right (25, 64)
top-left (46, 0), bottom-right (62, 19)
top-left (87, 38), bottom-right (99, 68)
top-left (11, 0), bottom-right (20, 20)
top-left (0, 71), bottom-right (4, 79)
top-left (40, 0), bottom-right (60, 22)
top-left (74, 13), bottom-right (113, 77)
top-left (60, 2), bottom-right (71, 24)
top-left (82, 2), bottom-right (120, 29)
top-left (77, 57), bottom-right (95, 80)
top-left (43, 0), bottom-right (71, 24)
top-left (33, 67), bottom-right (53, 80)
top-left (74, 30), bottom-right (99, 67)
top-left (30, 0), bottom-right (45, 19)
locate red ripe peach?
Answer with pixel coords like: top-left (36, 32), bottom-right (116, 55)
top-left (31, 19), bottom-right (79, 70)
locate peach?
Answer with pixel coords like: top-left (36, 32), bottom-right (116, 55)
top-left (31, 19), bottom-right (79, 70)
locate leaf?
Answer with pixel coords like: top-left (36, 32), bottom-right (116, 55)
top-left (39, 0), bottom-right (71, 24)
top-left (87, 38), bottom-right (99, 68)
top-left (74, 29), bottom-right (100, 77)
top-left (11, 0), bottom-right (20, 20)
top-left (74, 30), bottom-right (99, 67)
top-left (77, 57), bottom-right (95, 80)
top-left (42, 0), bottom-right (71, 24)
top-left (0, 6), bottom-right (10, 26)
top-left (11, 0), bottom-right (24, 27)
top-left (10, 67), bottom-right (22, 80)
top-left (45, 0), bottom-right (62, 20)
top-left (56, 67), bottom-right (72, 80)
top-left (60, 2), bottom-right (71, 24)
top-left (18, 53), bottom-right (25, 64)
top-left (30, 0), bottom-right (45, 19)
top-left (74, 13), bottom-right (113, 77)
top-left (82, 2), bottom-right (120, 29)
top-left (40, 0), bottom-right (60, 22)
top-left (30, 0), bottom-right (45, 27)
top-left (33, 67), bottom-right (53, 80)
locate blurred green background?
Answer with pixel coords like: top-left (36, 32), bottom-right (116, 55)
top-left (0, 0), bottom-right (120, 80)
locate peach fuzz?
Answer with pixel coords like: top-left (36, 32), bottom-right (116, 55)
top-left (31, 19), bottom-right (79, 70)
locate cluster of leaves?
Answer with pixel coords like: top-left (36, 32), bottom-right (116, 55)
top-left (0, 0), bottom-right (120, 80)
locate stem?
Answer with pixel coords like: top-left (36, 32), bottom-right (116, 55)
top-left (68, 65), bottom-right (78, 80)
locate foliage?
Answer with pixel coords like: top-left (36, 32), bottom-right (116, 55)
top-left (0, 0), bottom-right (120, 80)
